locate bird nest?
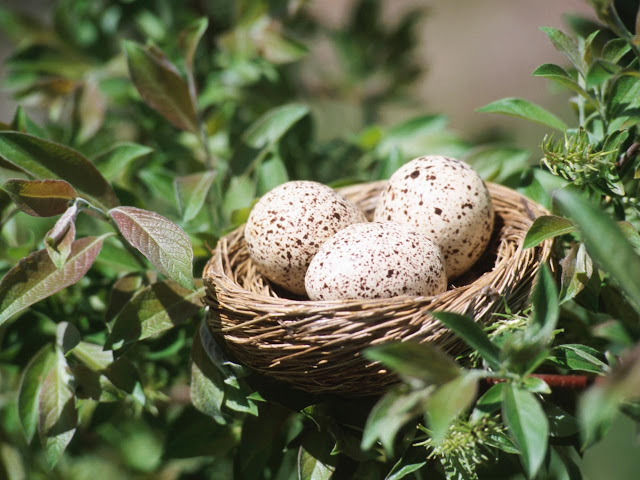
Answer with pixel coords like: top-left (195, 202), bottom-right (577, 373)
top-left (203, 181), bottom-right (552, 396)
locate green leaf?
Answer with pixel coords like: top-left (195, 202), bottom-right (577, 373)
top-left (297, 446), bottom-right (335, 480)
top-left (0, 132), bottom-right (119, 210)
top-left (502, 384), bottom-right (549, 479)
top-left (532, 64), bottom-right (587, 98)
top-left (10, 106), bottom-right (47, 138)
top-left (18, 345), bottom-right (55, 443)
top-left (617, 221), bottom-right (640, 253)
top-left (243, 103), bottom-right (309, 149)
top-left (109, 206), bottom-right (194, 290)
top-left (223, 176), bottom-right (255, 219)
top-left (174, 171), bottom-right (217, 222)
top-left (93, 142), bottom-right (153, 182)
top-left (45, 203), bottom-right (78, 268)
top-left (524, 215), bottom-right (575, 249)
top-left (256, 155), bottom-right (289, 195)
top-left (70, 341), bottom-right (114, 372)
top-left (555, 189), bottom-right (640, 312)
top-left (578, 386), bottom-right (617, 448)
top-left (522, 376), bottom-right (551, 394)
top-left (104, 274), bottom-right (144, 327)
top-left (428, 372), bottom-right (478, 444)
top-left (2, 179), bottom-right (77, 217)
top-left (586, 60), bottom-right (621, 88)
top-left (179, 17), bottom-right (208, 73)
top-left (260, 29), bottom-right (308, 65)
top-left (431, 312), bottom-right (502, 370)
top-left (530, 264), bottom-right (559, 344)
top-left (540, 27), bottom-right (583, 73)
top-left (105, 281), bottom-right (204, 349)
top-left (56, 322), bottom-right (80, 355)
top-left (547, 344), bottom-right (607, 373)
top-left (559, 243), bottom-right (593, 303)
top-left (463, 146), bottom-right (530, 184)
top-left (471, 382), bottom-right (505, 421)
top-left (477, 98), bottom-right (567, 132)
top-left (545, 404), bottom-right (579, 438)
top-left (0, 235), bottom-right (108, 326)
top-left (38, 348), bottom-right (77, 468)
top-left (190, 323), bottom-right (226, 424)
top-left (361, 388), bottom-right (431, 454)
top-left (363, 342), bottom-right (460, 387)
top-left (124, 41), bottom-right (199, 132)
top-left (385, 452), bottom-right (427, 480)
top-left (601, 38), bottom-right (630, 64)
top-left (0, 442), bottom-right (26, 480)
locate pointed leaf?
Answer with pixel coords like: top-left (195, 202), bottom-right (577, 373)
top-left (243, 103), bottom-right (309, 149)
top-left (18, 345), bottom-right (55, 443)
top-left (559, 243), bottom-right (593, 303)
top-left (0, 132), bottom-right (118, 209)
top-left (179, 17), bottom-right (208, 73)
top-left (548, 344), bottom-right (608, 374)
top-left (540, 27), bottom-right (583, 73)
top-left (70, 341), bottom-right (114, 372)
top-left (124, 41), bottom-right (199, 132)
top-left (431, 312), bottom-right (502, 370)
top-left (523, 215), bottom-right (575, 249)
top-left (555, 189), bottom-right (640, 311)
top-left (602, 38), bottom-right (630, 64)
top-left (2, 179), bottom-right (77, 217)
top-left (104, 273), bottom-right (145, 326)
top-left (105, 280), bottom-right (204, 349)
top-left (364, 342), bottom-right (460, 387)
top-left (256, 155), bottom-right (289, 195)
top-left (532, 64), bottom-right (588, 98)
top-left (223, 175), bottom-right (255, 219)
top-left (56, 322), bottom-right (80, 355)
top-left (530, 264), bottom-right (559, 343)
top-left (45, 203), bottom-right (78, 268)
top-left (298, 446), bottom-right (335, 480)
top-left (10, 106), bottom-right (48, 138)
top-left (93, 142), bottom-right (153, 182)
top-left (477, 98), bottom-right (567, 131)
top-left (260, 30), bottom-right (308, 64)
top-left (0, 235), bottom-right (108, 326)
top-left (428, 372), bottom-right (478, 444)
top-left (108, 206), bottom-right (194, 289)
top-left (38, 349), bottom-right (77, 468)
top-left (502, 385), bottom-right (548, 478)
top-left (190, 324), bottom-right (226, 424)
top-left (174, 171), bottom-right (217, 222)
top-left (472, 382), bottom-right (505, 421)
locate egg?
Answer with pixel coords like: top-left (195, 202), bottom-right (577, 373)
top-left (244, 181), bottom-right (366, 295)
top-left (305, 222), bottom-right (447, 301)
top-left (373, 155), bottom-right (494, 278)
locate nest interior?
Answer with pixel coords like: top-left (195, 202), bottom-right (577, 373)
top-left (203, 181), bottom-right (552, 396)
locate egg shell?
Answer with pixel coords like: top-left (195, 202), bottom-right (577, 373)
top-left (244, 181), bottom-right (366, 295)
top-left (305, 222), bottom-right (447, 301)
top-left (373, 155), bottom-right (494, 278)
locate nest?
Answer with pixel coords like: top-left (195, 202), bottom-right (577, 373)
top-left (203, 181), bottom-right (552, 396)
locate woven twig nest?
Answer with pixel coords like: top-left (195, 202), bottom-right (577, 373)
top-left (203, 181), bottom-right (552, 396)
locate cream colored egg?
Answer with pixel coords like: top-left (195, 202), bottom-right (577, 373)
top-left (244, 181), bottom-right (366, 295)
top-left (374, 155), bottom-right (494, 278)
top-left (305, 222), bottom-right (447, 301)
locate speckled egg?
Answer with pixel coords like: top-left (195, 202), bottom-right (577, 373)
top-left (373, 155), bottom-right (494, 278)
top-left (305, 222), bottom-right (447, 301)
top-left (244, 181), bottom-right (366, 295)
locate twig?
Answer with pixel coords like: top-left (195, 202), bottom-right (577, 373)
top-left (616, 141), bottom-right (640, 169)
top-left (484, 373), bottom-right (602, 390)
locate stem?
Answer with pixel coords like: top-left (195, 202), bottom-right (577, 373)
top-left (483, 373), bottom-right (601, 390)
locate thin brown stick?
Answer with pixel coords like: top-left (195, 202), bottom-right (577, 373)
top-left (484, 373), bottom-right (602, 390)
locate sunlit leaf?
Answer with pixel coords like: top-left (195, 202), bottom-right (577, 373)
top-left (17, 345), bottom-right (55, 443)
top-left (477, 98), bottom-right (567, 131)
top-left (540, 27), bottom-right (584, 73)
top-left (523, 215), bottom-right (575, 249)
top-left (0, 132), bottom-right (118, 209)
top-left (0, 235), bottom-right (109, 326)
top-left (1, 179), bottom-right (77, 217)
top-left (105, 280), bottom-right (204, 349)
top-left (174, 171), bottom-right (217, 222)
top-left (502, 384), bottom-right (548, 478)
top-left (70, 341), bottom-right (114, 372)
top-left (109, 206), bottom-right (194, 289)
top-left (428, 372), bottom-right (478, 444)
top-left (124, 41), bottom-right (199, 132)
top-left (243, 103), bottom-right (309, 149)
top-left (298, 446), bottom-right (335, 480)
top-left (559, 243), bottom-right (593, 303)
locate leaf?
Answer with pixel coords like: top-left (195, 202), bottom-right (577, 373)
top-left (10, 106), bottom-right (47, 138)
top-left (361, 388), bottom-right (431, 454)
top-left (602, 38), bottom-right (630, 64)
top-left (2, 179), bottom-right (77, 217)
top-left (559, 243), bottom-right (593, 303)
top-left (76, 78), bottom-right (106, 144)
top-left (529, 264), bottom-right (559, 344)
top-left (190, 324), bottom-right (226, 424)
top-left (56, 322), bottom-right (80, 355)
top-left (578, 385), bottom-right (617, 448)
top-left (363, 342), bottom-right (460, 388)
top-left (70, 341), bottom-right (114, 372)
top-left (471, 382), bottom-right (505, 421)
top-left (0, 235), bottom-right (108, 326)
top-left (18, 345), bottom-right (55, 443)
top-left (93, 142), bottom-right (153, 182)
top-left (104, 273), bottom-right (145, 327)
top-left (0, 442), bottom-right (26, 480)
top-left (243, 103), bottom-right (309, 149)
top-left (617, 221), bottom-right (640, 253)
top-left (0, 132), bottom-right (118, 209)
top-left (105, 280), bottom-right (204, 349)
top-left (555, 189), bottom-right (640, 312)
top-left (179, 17), bottom-right (208, 73)
top-left (522, 376), bottom-right (551, 394)
top-left (463, 146), bottom-right (529, 184)
top-left (298, 446), bottom-right (335, 480)
top-left (174, 171), bottom-right (217, 222)
top-left (540, 27), bottom-right (583, 73)
top-left (38, 348), bottom-right (77, 468)
top-left (256, 155), bottom-right (289, 195)
top-left (431, 312), bottom-right (502, 370)
top-left (477, 98), bottom-right (567, 132)
top-left (108, 206), bottom-right (194, 289)
top-left (545, 404), bottom-right (578, 438)
top-left (427, 372), bottom-right (478, 444)
top-left (45, 203), bottom-right (78, 268)
top-left (502, 384), bottom-right (549, 479)
top-left (223, 176), bottom-right (255, 219)
top-left (523, 215), bottom-right (575, 249)
top-left (532, 64), bottom-right (587, 98)
top-left (547, 344), bottom-right (607, 373)
top-left (586, 60), bottom-right (621, 88)
top-left (385, 452), bottom-right (427, 480)
top-left (260, 29), bottom-right (308, 64)
top-left (124, 41), bottom-right (199, 132)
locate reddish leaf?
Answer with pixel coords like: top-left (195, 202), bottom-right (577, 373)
top-left (45, 204), bottom-right (78, 268)
top-left (2, 179), bottom-right (77, 217)
top-left (179, 17), bottom-right (208, 74)
top-left (124, 41), bottom-right (199, 133)
top-left (0, 132), bottom-right (119, 209)
top-left (109, 206), bottom-right (194, 289)
top-left (0, 235), bottom-right (110, 326)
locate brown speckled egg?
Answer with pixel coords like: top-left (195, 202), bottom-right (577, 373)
top-left (305, 222), bottom-right (447, 301)
top-left (373, 155), bottom-right (494, 278)
top-left (244, 181), bottom-right (366, 295)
